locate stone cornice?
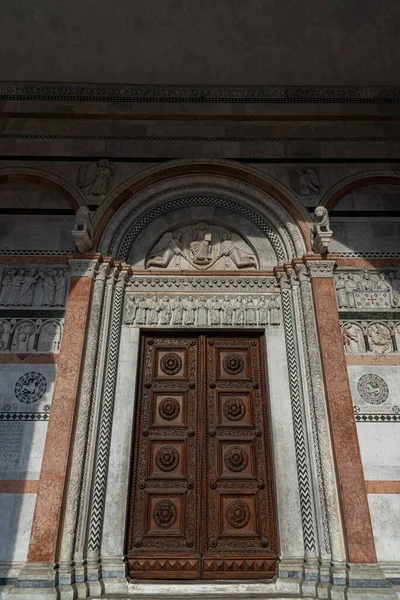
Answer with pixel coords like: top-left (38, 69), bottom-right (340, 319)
top-left (1, 83), bottom-right (400, 103)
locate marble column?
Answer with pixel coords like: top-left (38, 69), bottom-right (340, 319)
top-left (305, 257), bottom-right (376, 564)
top-left (26, 259), bottom-right (98, 565)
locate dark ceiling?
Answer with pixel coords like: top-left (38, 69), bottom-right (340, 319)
top-left (1, 0), bottom-right (399, 86)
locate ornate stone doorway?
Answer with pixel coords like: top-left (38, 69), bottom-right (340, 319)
top-left (126, 333), bottom-right (277, 579)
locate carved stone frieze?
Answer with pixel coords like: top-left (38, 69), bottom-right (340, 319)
top-left (335, 269), bottom-right (400, 311)
top-left (124, 292), bottom-right (282, 327)
top-left (0, 266), bottom-right (69, 308)
top-left (0, 318), bottom-right (64, 353)
top-left (146, 221), bottom-right (258, 271)
top-left (341, 320), bottom-right (400, 354)
top-left (128, 274), bottom-right (279, 293)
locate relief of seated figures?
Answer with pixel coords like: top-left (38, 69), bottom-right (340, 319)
top-left (146, 222), bottom-right (258, 271)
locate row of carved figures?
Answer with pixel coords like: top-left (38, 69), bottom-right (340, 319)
top-left (335, 270), bottom-right (400, 309)
top-left (125, 294), bottom-right (281, 327)
top-left (0, 269), bottom-right (68, 308)
top-left (0, 319), bottom-right (63, 353)
top-left (341, 321), bottom-right (400, 354)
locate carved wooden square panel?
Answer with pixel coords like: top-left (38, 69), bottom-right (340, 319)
top-left (220, 494), bottom-right (258, 538)
top-left (218, 440), bottom-right (256, 480)
top-left (154, 348), bottom-right (187, 379)
top-left (146, 493), bottom-right (185, 537)
top-left (218, 392), bottom-right (253, 427)
top-left (217, 348), bottom-right (250, 380)
top-left (152, 392), bottom-right (187, 427)
top-left (149, 440), bottom-right (186, 479)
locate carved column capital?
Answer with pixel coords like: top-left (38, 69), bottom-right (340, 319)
top-left (304, 258), bottom-right (336, 279)
top-left (68, 258), bottom-right (100, 278)
top-left (293, 263), bottom-right (311, 284)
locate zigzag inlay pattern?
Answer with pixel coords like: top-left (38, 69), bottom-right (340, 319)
top-left (87, 277), bottom-right (125, 553)
top-left (117, 196), bottom-right (285, 263)
top-left (281, 288), bottom-right (316, 553)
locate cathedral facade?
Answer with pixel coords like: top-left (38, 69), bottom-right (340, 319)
top-left (0, 83), bottom-right (399, 600)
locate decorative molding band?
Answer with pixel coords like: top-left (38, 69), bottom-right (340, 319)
top-left (0, 411), bottom-right (49, 421)
top-left (87, 271), bottom-right (127, 556)
top-left (355, 413), bottom-right (400, 422)
top-left (339, 252), bottom-right (400, 259)
top-left (1, 84), bottom-right (400, 103)
top-left (280, 286), bottom-right (316, 554)
top-left (68, 259), bottom-right (99, 278)
top-left (2, 133), bottom-right (400, 143)
top-left (0, 249), bottom-right (71, 256)
top-left (128, 274), bottom-right (280, 293)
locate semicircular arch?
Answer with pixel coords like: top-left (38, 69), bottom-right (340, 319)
top-left (97, 160), bottom-right (311, 263)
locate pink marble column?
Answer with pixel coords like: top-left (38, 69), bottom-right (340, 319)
top-left (27, 264), bottom-right (95, 564)
top-left (306, 256), bottom-right (377, 564)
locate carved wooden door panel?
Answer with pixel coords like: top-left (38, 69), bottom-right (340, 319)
top-left (127, 336), bottom-right (201, 578)
top-left (202, 336), bottom-right (277, 578)
top-left (127, 334), bottom-right (277, 580)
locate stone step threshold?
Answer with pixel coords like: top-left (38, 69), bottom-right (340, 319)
top-left (88, 580), bottom-right (315, 600)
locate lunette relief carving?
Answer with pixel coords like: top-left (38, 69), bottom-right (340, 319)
top-left (0, 267), bottom-right (68, 308)
top-left (335, 269), bottom-right (400, 311)
top-left (124, 293), bottom-right (281, 327)
top-left (146, 221), bottom-right (258, 271)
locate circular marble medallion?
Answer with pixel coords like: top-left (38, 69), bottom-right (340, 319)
top-left (159, 397), bottom-right (180, 420)
top-left (224, 446), bottom-right (248, 472)
top-left (223, 353), bottom-right (244, 375)
top-left (14, 372), bottom-right (47, 404)
top-left (357, 374), bottom-right (389, 405)
top-left (153, 499), bottom-right (177, 529)
top-left (226, 500), bottom-right (250, 529)
top-left (156, 445), bottom-right (180, 471)
top-left (160, 352), bottom-right (182, 375)
top-left (224, 397), bottom-right (246, 421)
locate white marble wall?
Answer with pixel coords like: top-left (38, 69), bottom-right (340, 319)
top-left (348, 364), bottom-right (400, 567)
top-left (0, 364), bottom-right (56, 564)
top-left (368, 495), bottom-right (400, 562)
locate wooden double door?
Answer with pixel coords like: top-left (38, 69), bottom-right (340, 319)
top-left (127, 334), bottom-right (277, 579)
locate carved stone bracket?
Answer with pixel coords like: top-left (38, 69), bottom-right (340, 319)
top-left (305, 259), bottom-right (336, 279)
top-left (68, 259), bottom-right (100, 278)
